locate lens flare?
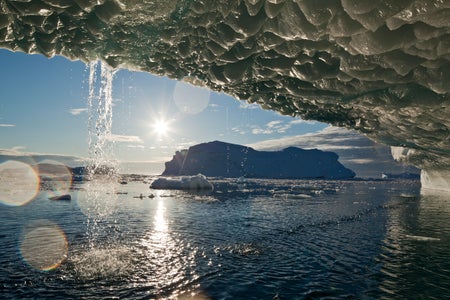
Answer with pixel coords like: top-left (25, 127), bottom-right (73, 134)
top-left (0, 160), bottom-right (39, 206)
top-left (174, 80), bottom-right (210, 115)
top-left (37, 160), bottom-right (72, 199)
top-left (20, 220), bottom-right (68, 271)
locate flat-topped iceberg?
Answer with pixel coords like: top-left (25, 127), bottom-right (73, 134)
top-left (161, 141), bottom-right (355, 179)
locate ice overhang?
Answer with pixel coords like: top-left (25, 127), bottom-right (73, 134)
top-left (0, 0), bottom-right (449, 174)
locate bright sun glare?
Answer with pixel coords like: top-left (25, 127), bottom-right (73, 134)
top-left (152, 119), bottom-right (169, 136)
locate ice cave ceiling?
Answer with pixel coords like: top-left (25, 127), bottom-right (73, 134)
top-left (0, 0), bottom-right (449, 170)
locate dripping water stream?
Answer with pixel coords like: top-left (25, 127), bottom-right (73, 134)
top-left (85, 60), bottom-right (119, 222)
top-left (87, 60), bottom-right (117, 176)
top-left (68, 61), bottom-right (130, 279)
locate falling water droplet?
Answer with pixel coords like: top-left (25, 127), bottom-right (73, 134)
top-left (80, 60), bottom-right (120, 246)
top-left (86, 60), bottom-right (118, 179)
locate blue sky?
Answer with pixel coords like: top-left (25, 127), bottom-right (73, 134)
top-left (0, 49), bottom-right (327, 165)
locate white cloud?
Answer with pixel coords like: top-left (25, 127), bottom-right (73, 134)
top-left (126, 144), bottom-right (145, 149)
top-left (251, 127), bottom-right (273, 135)
top-left (248, 126), bottom-right (368, 150)
top-left (235, 118), bottom-right (317, 137)
top-left (0, 146), bottom-right (26, 155)
top-left (247, 126), bottom-right (419, 178)
top-left (0, 123), bottom-right (15, 127)
top-left (231, 127), bottom-right (246, 135)
top-left (239, 102), bottom-right (260, 110)
top-left (106, 134), bottom-right (143, 143)
top-left (175, 141), bottom-right (197, 149)
top-left (251, 120), bottom-right (292, 135)
top-left (289, 119), bottom-right (318, 125)
top-left (0, 148), bottom-right (86, 167)
top-left (69, 108), bottom-right (88, 115)
top-left (267, 120), bottom-right (283, 128)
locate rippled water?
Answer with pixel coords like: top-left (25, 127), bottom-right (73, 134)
top-left (1, 178), bottom-right (449, 299)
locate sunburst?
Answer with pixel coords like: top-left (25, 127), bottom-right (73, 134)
top-left (152, 118), bottom-right (170, 137)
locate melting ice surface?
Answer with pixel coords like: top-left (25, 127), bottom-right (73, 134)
top-left (0, 0), bottom-right (449, 190)
top-left (0, 0), bottom-right (450, 189)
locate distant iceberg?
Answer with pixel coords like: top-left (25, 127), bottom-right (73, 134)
top-left (150, 174), bottom-right (214, 190)
top-left (161, 141), bottom-right (355, 180)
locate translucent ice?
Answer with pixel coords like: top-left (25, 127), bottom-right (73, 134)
top-left (0, 0), bottom-right (448, 189)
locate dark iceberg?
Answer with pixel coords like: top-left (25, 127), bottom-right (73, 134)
top-left (162, 141), bottom-right (355, 179)
top-left (0, 0), bottom-right (448, 190)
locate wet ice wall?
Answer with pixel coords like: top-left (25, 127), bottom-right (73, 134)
top-left (0, 0), bottom-right (449, 188)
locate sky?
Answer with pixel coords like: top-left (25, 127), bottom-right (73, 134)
top-left (0, 49), bottom-right (329, 172)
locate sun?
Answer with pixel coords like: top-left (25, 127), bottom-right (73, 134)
top-left (152, 119), bottom-right (170, 136)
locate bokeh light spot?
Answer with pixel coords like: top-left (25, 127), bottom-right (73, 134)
top-left (174, 80), bottom-right (210, 115)
top-left (0, 160), bottom-right (39, 206)
top-left (20, 220), bottom-right (68, 271)
top-left (37, 160), bottom-right (72, 199)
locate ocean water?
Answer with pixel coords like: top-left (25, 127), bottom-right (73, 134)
top-left (1, 178), bottom-right (449, 299)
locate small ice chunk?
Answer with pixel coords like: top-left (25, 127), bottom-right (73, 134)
top-left (405, 235), bottom-right (441, 242)
top-left (237, 176), bottom-right (247, 183)
top-left (150, 174), bottom-right (214, 190)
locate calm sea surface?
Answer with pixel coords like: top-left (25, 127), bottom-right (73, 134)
top-left (1, 177), bottom-right (449, 299)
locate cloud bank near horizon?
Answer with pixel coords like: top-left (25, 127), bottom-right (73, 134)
top-left (248, 126), bottom-right (419, 178)
top-left (0, 126), bottom-right (420, 178)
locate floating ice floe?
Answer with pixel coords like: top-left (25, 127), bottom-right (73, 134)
top-left (48, 194), bottom-right (71, 201)
top-left (405, 235), bottom-right (441, 242)
top-left (150, 174), bottom-right (214, 191)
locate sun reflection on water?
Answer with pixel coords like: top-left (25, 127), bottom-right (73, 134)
top-left (154, 200), bottom-right (168, 236)
top-left (136, 199), bottom-right (203, 297)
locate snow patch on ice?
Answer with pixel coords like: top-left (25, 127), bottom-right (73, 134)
top-left (150, 174), bottom-right (214, 191)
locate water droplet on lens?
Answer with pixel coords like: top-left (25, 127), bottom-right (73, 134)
top-left (174, 80), bottom-right (210, 115)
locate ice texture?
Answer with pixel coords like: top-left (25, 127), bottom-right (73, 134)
top-left (150, 174), bottom-right (214, 190)
top-left (161, 141), bottom-right (356, 179)
top-left (0, 0), bottom-right (448, 186)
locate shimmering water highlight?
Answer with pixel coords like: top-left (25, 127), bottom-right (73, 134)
top-left (2, 178), bottom-right (450, 299)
